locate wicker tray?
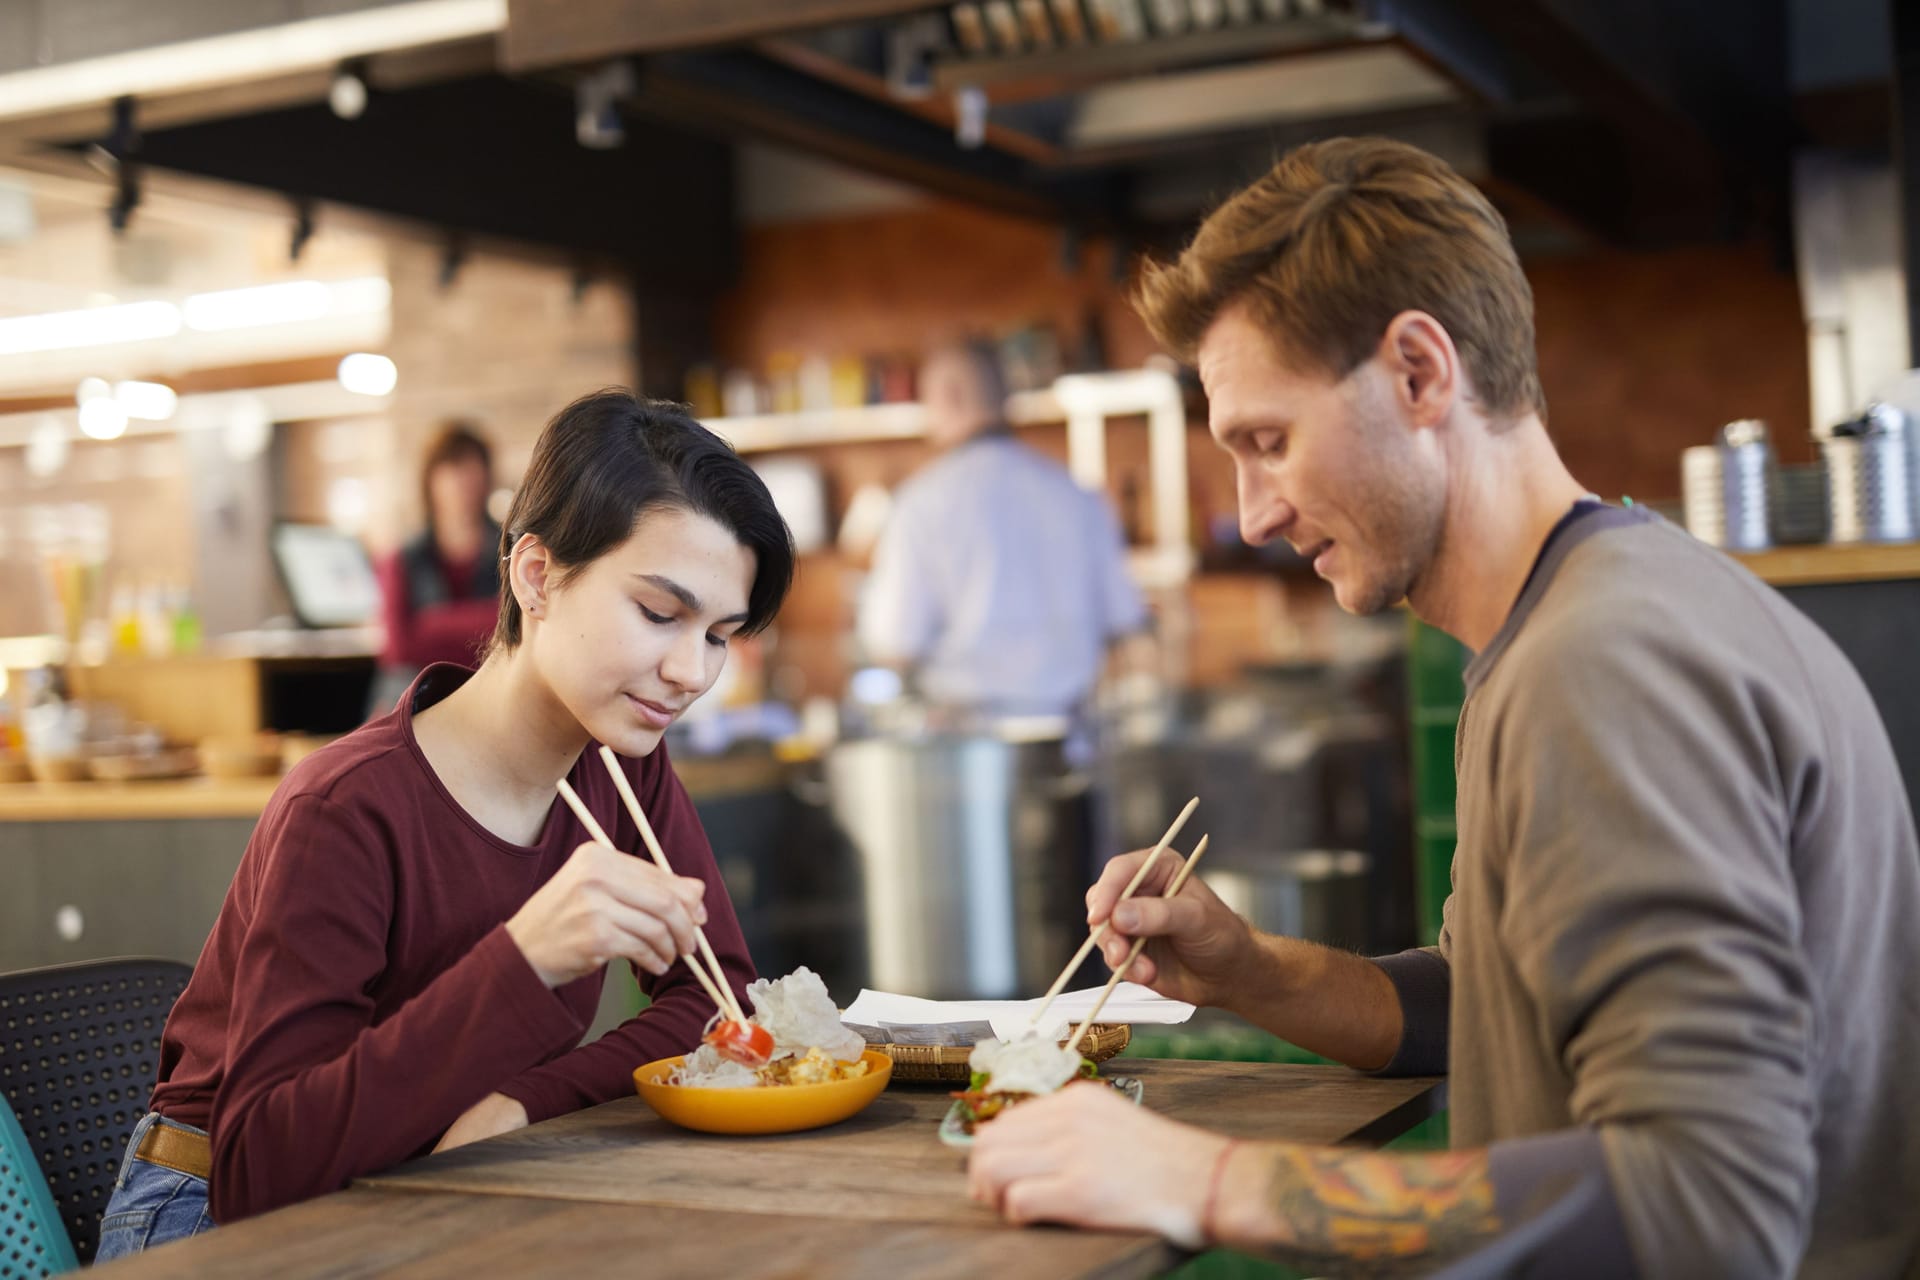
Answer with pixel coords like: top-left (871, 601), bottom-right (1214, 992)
top-left (870, 1024), bottom-right (1131, 1084)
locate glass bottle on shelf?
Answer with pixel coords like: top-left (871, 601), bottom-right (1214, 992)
top-left (109, 582), bottom-right (141, 656)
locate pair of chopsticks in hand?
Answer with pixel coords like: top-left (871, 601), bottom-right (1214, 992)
top-left (554, 746), bottom-right (747, 1025)
top-left (1027, 794), bottom-right (1211, 1056)
top-left (556, 764), bottom-right (1208, 1047)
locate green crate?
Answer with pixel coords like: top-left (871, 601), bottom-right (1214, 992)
top-left (1164, 1251), bottom-right (1308, 1280)
top-left (1406, 614), bottom-right (1469, 706)
top-left (1410, 716), bottom-right (1461, 817)
top-left (1414, 817), bottom-right (1456, 946)
top-left (1386, 1109), bottom-right (1451, 1152)
top-left (1407, 617), bottom-right (1465, 946)
top-left (1122, 1025), bottom-right (1329, 1066)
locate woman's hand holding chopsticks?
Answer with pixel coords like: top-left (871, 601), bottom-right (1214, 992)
top-left (551, 774), bottom-right (742, 1023)
top-left (503, 836), bottom-right (710, 988)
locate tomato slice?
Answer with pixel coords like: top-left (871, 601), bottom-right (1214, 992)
top-left (703, 1019), bottom-right (774, 1068)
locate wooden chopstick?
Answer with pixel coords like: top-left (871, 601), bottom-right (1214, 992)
top-left (1028, 795), bottom-right (1199, 1030)
top-left (595, 745), bottom-right (750, 1025)
top-left (554, 776), bottom-right (737, 1021)
top-left (1065, 833), bottom-right (1209, 1056)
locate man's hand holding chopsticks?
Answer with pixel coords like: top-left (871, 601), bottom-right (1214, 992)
top-left (1084, 848), bottom-right (1252, 1008)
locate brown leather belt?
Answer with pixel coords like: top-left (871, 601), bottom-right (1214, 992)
top-left (135, 1121), bottom-right (212, 1181)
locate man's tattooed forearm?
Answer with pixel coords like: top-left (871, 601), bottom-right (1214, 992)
top-left (1256, 1146), bottom-right (1501, 1278)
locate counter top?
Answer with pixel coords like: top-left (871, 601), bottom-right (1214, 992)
top-left (0, 775), bottom-right (282, 821)
top-left (1734, 541), bottom-right (1920, 586)
top-left (0, 752), bottom-right (790, 823)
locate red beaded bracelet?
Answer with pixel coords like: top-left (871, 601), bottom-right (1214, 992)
top-left (1201, 1139), bottom-right (1242, 1246)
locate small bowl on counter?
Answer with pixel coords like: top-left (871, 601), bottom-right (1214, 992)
top-left (26, 755), bottom-right (89, 784)
top-left (199, 733), bottom-right (285, 779)
top-left (87, 748), bottom-right (201, 782)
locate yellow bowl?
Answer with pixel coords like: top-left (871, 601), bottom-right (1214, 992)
top-left (632, 1049), bottom-right (893, 1135)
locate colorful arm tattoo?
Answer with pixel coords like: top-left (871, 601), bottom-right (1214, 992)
top-left (1255, 1145), bottom-right (1501, 1278)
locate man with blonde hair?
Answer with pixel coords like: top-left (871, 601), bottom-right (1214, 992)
top-left (967, 137), bottom-right (1920, 1277)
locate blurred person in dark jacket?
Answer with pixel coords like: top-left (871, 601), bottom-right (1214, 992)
top-left (370, 423), bottom-right (502, 715)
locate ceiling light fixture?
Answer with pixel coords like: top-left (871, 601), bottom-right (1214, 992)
top-left (289, 200), bottom-right (316, 262)
top-left (78, 396), bottom-right (129, 440)
top-left (0, 0), bottom-right (506, 122)
top-left (0, 277), bottom-right (389, 355)
top-left (328, 60), bottom-right (369, 119)
top-left (114, 380), bottom-right (178, 421)
top-left (574, 60), bottom-right (634, 150)
top-left (106, 95), bottom-right (142, 234)
top-left (337, 352), bottom-right (397, 396)
top-left (182, 279), bottom-right (329, 330)
top-left (181, 275), bottom-right (388, 331)
top-left (438, 239), bottom-right (467, 290)
top-left (954, 85), bottom-right (988, 149)
top-left (0, 300), bottom-right (181, 356)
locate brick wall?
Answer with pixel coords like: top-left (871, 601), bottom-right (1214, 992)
top-left (711, 198), bottom-right (1813, 695)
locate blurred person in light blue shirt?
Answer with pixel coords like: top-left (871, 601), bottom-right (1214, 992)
top-left (858, 341), bottom-right (1148, 721)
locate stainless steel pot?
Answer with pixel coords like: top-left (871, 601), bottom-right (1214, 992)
top-left (824, 731), bottom-right (1092, 1000)
top-left (1202, 849), bottom-right (1371, 950)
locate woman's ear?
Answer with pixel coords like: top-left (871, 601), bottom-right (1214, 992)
top-left (510, 533), bottom-right (550, 618)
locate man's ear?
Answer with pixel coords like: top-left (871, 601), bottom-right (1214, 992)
top-left (1378, 310), bottom-right (1459, 428)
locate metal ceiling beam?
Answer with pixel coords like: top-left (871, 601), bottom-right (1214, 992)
top-left (632, 49), bottom-right (1128, 227)
top-left (502, 0), bottom-right (933, 71)
top-left (755, 36), bottom-right (1063, 164)
top-left (928, 13), bottom-right (1377, 94)
top-left (121, 74), bottom-right (737, 292)
top-left (1064, 44), bottom-right (1459, 151)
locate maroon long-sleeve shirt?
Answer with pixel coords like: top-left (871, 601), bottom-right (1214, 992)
top-left (376, 547), bottom-right (499, 671)
top-left (150, 664), bottom-right (755, 1224)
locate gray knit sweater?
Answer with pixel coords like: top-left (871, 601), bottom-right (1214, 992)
top-left (1376, 507), bottom-right (1920, 1278)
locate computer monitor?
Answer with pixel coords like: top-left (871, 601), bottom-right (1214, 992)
top-left (269, 522), bottom-right (381, 628)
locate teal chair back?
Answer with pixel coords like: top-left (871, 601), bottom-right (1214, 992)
top-left (0, 958), bottom-right (192, 1264)
top-left (0, 1091), bottom-right (76, 1279)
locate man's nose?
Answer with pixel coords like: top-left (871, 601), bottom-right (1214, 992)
top-left (1237, 467), bottom-right (1292, 547)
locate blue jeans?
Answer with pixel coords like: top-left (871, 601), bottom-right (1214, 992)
top-left (93, 1113), bottom-right (216, 1261)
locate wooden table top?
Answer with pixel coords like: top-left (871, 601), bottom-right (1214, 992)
top-left (93, 1060), bottom-right (1443, 1279)
top-left (357, 1060), bottom-right (1440, 1221)
top-left (91, 1192), bottom-right (1173, 1280)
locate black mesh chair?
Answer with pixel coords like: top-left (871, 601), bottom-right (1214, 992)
top-left (0, 958), bottom-right (192, 1266)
